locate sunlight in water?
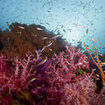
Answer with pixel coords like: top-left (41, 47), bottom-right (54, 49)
top-left (0, 0), bottom-right (105, 53)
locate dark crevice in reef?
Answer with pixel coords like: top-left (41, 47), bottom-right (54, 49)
top-left (0, 23), bottom-right (67, 58)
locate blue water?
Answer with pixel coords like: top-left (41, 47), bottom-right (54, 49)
top-left (0, 0), bottom-right (105, 54)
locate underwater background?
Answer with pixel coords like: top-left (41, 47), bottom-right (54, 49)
top-left (0, 0), bottom-right (105, 105)
top-left (0, 0), bottom-right (105, 54)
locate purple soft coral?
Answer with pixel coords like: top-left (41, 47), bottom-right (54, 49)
top-left (0, 45), bottom-right (102, 105)
top-left (31, 45), bottom-right (100, 105)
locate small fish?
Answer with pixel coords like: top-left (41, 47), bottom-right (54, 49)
top-left (96, 74), bottom-right (100, 77)
top-left (47, 41), bottom-right (54, 47)
top-left (99, 53), bottom-right (103, 56)
top-left (16, 16), bottom-right (19, 18)
top-left (62, 29), bottom-right (66, 33)
top-left (41, 41), bottom-right (54, 52)
top-left (62, 8), bottom-right (65, 10)
top-left (32, 34), bottom-right (36, 36)
top-left (42, 37), bottom-right (48, 40)
top-left (36, 86), bottom-right (41, 89)
top-left (36, 58), bottom-right (47, 66)
top-left (96, 78), bottom-right (100, 80)
top-left (91, 23), bottom-right (93, 25)
top-left (91, 38), bottom-right (96, 44)
top-left (68, 29), bottom-right (72, 32)
top-left (30, 78), bottom-right (36, 82)
top-left (100, 62), bottom-right (105, 66)
top-left (18, 32), bottom-right (22, 34)
top-left (6, 22), bottom-right (9, 26)
top-left (51, 34), bottom-right (62, 39)
top-left (49, 48), bottom-right (53, 51)
top-left (86, 29), bottom-right (88, 34)
top-left (92, 68), bottom-right (96, 72)
top-left (47, 11), bottom-right (51, 12)
top-left (37, 27), bottom-right (43, 30)
top-left (54, 28), bottom-right (58, 32)
top-left (46, 23), bottom-right (50, 25)
top-left (18, 26), bottom-right (25, 29)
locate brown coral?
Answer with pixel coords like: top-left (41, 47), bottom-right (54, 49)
top-left (0, 23), bottom-right (66, 58)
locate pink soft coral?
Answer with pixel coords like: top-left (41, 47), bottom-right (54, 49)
top-left (46, 45), bottom-right (89, 85)
top-left (0, 45), bottom-right (101, 105)
top-left (41, 45), bottom-right (100, 105)
top-left (60, 73), bottom-right (99, 105)
top-left (0, 52), bottom-right (36, 104)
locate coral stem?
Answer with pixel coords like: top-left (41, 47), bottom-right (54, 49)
top-left (84, 43), bottom-right (105, 84)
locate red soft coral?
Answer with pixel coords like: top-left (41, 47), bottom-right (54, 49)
top-left (0, 52), bottom-right (36, 104)
top-left (60, 73), bottom-right (99, 105)
top-left (42, 45), bottom-right (100, 105)
top-left (46, 45), bottom-right (89, 85)
top-left (0, 45), bottom-right (101, 105)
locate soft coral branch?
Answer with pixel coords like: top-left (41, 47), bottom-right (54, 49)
top-left (0, 52), bottom-right (37, 104)
top-left (84, 43), bottom-right (105, 84)
top-left (31, 45), bottom-right (99, 105)
top-left (62, 73), bottom-right (96, 105)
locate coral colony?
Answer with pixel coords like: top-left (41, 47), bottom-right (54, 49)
top-left (0, 25), bottom-right (105, 105)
